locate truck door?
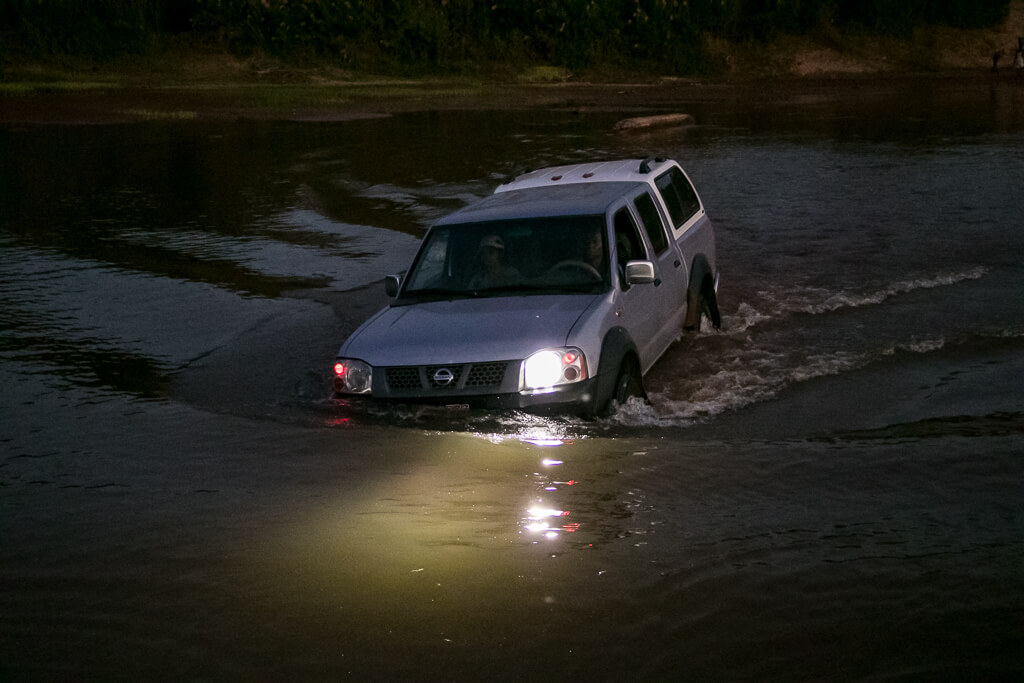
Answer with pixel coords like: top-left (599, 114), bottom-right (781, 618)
top-left (631, 190), bottom-right (688, 318)
top-left (611, 206), bottom-right (678, 372)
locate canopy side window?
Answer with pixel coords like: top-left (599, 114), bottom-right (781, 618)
top-left (634, 191), bottom-right (669, 255)
top-left (655, 167), bottom-right (701, 230)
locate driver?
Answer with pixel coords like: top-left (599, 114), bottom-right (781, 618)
top-left (468, 234), bottom-right (520, 288)
top-left (585, 227), bottom-right (606, 271)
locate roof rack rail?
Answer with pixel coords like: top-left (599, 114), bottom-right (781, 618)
top-left (505, 167), bottom-right (530, 184)
top-left (638, 156), bottom-right (665, 174)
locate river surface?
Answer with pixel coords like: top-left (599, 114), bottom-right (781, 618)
top-left (2, 80), bottom-right (1023, 681)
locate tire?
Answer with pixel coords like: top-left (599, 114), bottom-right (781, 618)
top-left (688, 276), bottom-right (721, 332)
top-left (603, 360), bottom-right (646, 416)
top-left (701, 276), bottom-right (721, 330)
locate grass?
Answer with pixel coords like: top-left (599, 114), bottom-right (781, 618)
top-left (187, 82), bottom-right (487, 108)
top-left (516, 66), bottom-right (574, 83)
top-left (0, 80), bottom-right (120, 95)
top-left (119, 108), bottom-right (197, 120)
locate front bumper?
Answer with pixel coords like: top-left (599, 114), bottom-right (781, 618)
top-left (335, 375), bottom-right (600, 414)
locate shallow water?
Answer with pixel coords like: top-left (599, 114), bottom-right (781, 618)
top-left (2, 80), bottom-right (1023, 681)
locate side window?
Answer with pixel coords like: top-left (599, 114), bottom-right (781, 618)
top-left (655, 167), bottom-right (701, 230)
top-left (613, 208), bottom-right (645, 289)
top-left (634, 192), bottom-right (669, 255)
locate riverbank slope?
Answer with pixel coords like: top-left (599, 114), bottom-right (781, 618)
top-left (2, 3), bottom-right (1022, 125)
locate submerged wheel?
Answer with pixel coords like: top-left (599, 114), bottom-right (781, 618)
top-left (603, 360), bottom-right (646, 416)
top-left (686, 276), bottom-right (721, 332)
top-left (701, 277), bottom-right (721, 330)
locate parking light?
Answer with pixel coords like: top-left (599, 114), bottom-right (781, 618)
top-left (333, 358), bottom-right (372, 394)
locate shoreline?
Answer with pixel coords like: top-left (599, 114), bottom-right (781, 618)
top-left (5, 0), bottom-right (1023, 126)
top-left (2, 67), bottom-right (1022, 126)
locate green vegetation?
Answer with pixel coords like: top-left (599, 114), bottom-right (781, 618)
top-left (0, 0), bottom-right (1015, 77)
top-left (0, 81), bottom-right (119, 95)
top-left (119, 108), bottom-right (197, 120)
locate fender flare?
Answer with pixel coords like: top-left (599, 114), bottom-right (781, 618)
top-left (684, 254), bottom-right (715, 330)
top-left (591, 327), bottom-right (641, 414)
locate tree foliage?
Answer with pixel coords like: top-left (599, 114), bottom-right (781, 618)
top-left (1, 0), bottom-right (1013, 72)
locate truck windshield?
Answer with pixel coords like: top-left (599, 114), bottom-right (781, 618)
top-left (398, 216), bottom-right (610, 302)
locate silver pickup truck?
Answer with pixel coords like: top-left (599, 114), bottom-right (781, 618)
top-left (333, 157), bottom-right (720, 416)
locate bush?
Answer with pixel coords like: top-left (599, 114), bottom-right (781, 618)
top-left (1, 0), bottom-right (1013, 71)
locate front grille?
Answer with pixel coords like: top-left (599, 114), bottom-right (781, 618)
top-left (382, 361), bottom-right (512, 394)
top-left (465, 362), bottom-right (507, 387)
top-left (385, 366), bottom-right (421, 390)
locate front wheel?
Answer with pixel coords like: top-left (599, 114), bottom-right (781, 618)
top-left (602, 361), bottom-right (646, 416)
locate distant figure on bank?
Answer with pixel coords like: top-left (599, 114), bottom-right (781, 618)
top-left (992, 51), bottom-right (1001, 72)
top-left (1016, 38), bottom-right (1024, 74)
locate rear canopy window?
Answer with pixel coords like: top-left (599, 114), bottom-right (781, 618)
top-left (655, 167), bottom-right (701, 229)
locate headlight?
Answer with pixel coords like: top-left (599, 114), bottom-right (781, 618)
top-left (333, 358), bottom-right (372, 394)
top-left (522, 348), bottom-right (586, 392)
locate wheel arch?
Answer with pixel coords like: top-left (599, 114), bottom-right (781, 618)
top-left (684, 253), bottom-right (717, 330)
top-left (591, 327), bottom-right (642, 415)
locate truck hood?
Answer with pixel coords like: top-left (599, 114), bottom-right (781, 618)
top-left (340, 295), bottom-right (598, 366)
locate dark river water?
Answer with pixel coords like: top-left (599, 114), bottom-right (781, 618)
top-left (2, 79), bottom-right (1023, 681)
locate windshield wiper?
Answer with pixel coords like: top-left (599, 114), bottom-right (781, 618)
top-left (394, 287), bottom-right (470, 304)
top-left (400, 283), bottom-right (599, 303)
top-left (511, 282), bottom-right (601, 294)
top-left (403, 287), bottom-right (464, 297)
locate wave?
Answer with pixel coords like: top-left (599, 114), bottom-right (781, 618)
top-left (719, 266), bottom-right (988, 338)
top-left (887, 337), bottom-right (946, 355)
top-left (640, 327), bottom-right (1021, 426)
top-left (719, 302), bottom-right (772, 335)
top-left (826, 411), bottom-right (1024, 441)
top-left (797, 267), bottom-right (987, 315)
top-left (648, 348), bottom-right (864, 423)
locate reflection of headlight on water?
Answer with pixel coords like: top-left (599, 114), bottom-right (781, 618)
top-left (524, 505), bottom-right (578, 539)
top-left (523, 520), bottom-right (580, 538)
top-left (528, 506), bottom-right (568, 519)
top-left (524, 522), bottom-right (561, 540)
top-left (466, 428), bottom-right (588, 542)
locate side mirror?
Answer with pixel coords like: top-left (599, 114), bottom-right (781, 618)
top-left (624, 260), bottom-right (656, 285)
top-left (384, 274), bottom-right (401, 297)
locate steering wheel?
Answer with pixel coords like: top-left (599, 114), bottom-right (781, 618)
top-left (549, 260), bottom-right (602, 280)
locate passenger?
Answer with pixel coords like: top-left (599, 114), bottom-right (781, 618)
top-left (469, 234), bottom-right (520, 288)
